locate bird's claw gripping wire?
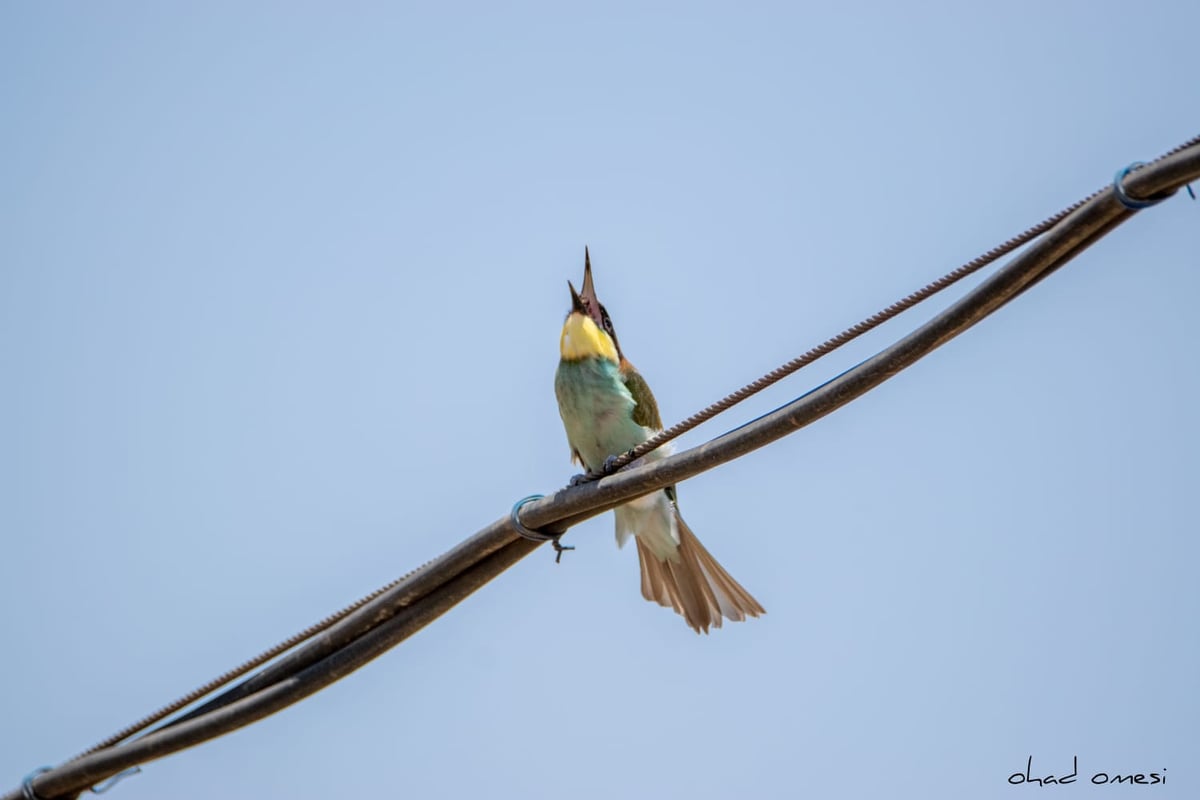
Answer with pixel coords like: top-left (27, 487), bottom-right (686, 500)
top-left (565, 450), bottom-right (634, 487)
top-left (602, 450), bottom-right (636, 474)
top-left (510, 495), bottom-right (574, 563)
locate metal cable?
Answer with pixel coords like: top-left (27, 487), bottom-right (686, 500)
top-left (72, 134), bottom-right (1199, 762)
top-left (12, 135), bottom-right (1199, 800)
top-left (592, 133), bottom-right (1200, 479)
top-left (71, 558), bottom-right (439, 758)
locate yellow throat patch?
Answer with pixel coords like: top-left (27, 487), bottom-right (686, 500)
top-left (560, 312), bottom-right (619, 363)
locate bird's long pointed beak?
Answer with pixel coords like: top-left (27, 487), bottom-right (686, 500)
top-left (579, 246), bottom-right (599, 309)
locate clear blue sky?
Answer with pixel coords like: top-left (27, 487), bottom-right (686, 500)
top-left (2, 3), bottom-right (1197, 799)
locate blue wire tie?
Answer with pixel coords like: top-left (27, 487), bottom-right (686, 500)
top-left (511, 495), bottom-right (574, 563)
top-left (22, 767), bottom-right (52, 800)
top-left (90, 766), bottom-right (142, 794)
top-left (1112, 162), bottom-right (1174, 209)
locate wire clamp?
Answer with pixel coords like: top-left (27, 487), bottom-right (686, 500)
top-left (1112, 162), bottom-right (1175, 209)
top-left (22, 767), bottom-right (51, 800)
top-left (511, 495), bottom-right (574, 563)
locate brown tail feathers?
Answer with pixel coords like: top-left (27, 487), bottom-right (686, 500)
top-left (635, 512), bottom-right (765, 634)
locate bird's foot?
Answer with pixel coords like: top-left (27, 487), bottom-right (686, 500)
top-left (603, 450), bottom-right (635, 474)
top-left (568, 472), bottom-right (590, 487)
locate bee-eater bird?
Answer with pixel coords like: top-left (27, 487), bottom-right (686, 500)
top-left (554, 249), bottom-right (765, 633)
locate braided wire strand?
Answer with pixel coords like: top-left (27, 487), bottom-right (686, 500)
top-left (586, 218), bottom-right (1075, 478)
top-left (69, 559), bottom-right (436, 758)
top-left (590, 134), bottom-right (1200, 479)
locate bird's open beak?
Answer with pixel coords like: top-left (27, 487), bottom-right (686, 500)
top-left (568, 280), bottom-right (588, 315)
top-left (568, 247), bottom-right (603, 322)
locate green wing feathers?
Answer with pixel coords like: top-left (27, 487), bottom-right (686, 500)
top-left (622, 365), bottom-right (663, 431)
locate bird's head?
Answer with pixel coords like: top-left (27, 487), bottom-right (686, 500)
top-left (560, 247), bottom-right (623, 363)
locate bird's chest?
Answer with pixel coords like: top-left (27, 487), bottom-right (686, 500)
top-left (555, 358), bottom-right (648, 469)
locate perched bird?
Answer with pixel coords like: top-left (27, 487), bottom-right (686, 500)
top-left (554, 249), bottom-right (765, 633)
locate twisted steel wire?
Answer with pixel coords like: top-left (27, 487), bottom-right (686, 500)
top-left (592, 133), bottom-right (1200, 479)
top-left (70, 558), bottom-right (437, 759)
